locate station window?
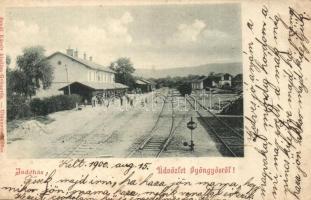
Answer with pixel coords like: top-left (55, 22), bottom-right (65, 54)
top-left (97, 72), bottom-right (101, 82)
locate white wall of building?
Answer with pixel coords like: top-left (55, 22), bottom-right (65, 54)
top-left (35, 53), bottom-right (116, 98)
top-left (48, 53), bottom-right (115, 84)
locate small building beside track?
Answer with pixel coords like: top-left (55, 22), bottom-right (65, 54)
top-left (135, 79), bottom-right (155, 93)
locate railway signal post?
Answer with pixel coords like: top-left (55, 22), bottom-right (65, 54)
top-left (185, 117), bottom-right (197, 151)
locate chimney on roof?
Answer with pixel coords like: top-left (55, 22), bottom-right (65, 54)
top-left (83, 52), bottom-right (87, 60)
top-left (74, 49), bottom-right (79, 57)
top-left (66, 48), bottom-right (74, 57)
top-left (89, 56), bottom-right (93, 62)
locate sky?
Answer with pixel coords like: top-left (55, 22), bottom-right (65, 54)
top-left (5, 4), bottom-right (242, 69)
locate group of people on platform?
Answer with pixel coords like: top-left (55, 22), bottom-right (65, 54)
top-left (89, 94), bottom-right (135, 108)
top-left (83, 90), bottom-right (153, 109)
top-left (74, 87), bottom-right (162, 111)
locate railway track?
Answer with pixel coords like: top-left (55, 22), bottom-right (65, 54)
top-left (47, 109), bottom-right (141, 158)
top-left (47, 90), bottom-right (170, 158)
top-left (127, 90), bottom-right (186, 158)
top-left (186, 95), bottom-right (244, 157)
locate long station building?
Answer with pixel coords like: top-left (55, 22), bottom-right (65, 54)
top-left (36, 48), bottom-right (128, 101)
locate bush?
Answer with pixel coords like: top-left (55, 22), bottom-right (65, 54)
top-left (221, 83), bottom-right (232, 90)
top-left (177, 83), bottom-right (192, 96)
top-left (7, 94), bottom-right (32, 121)
top-left (220, 96), bottom-right (243, 115)
top-left (30, 94), bottom-right (82, 116)
top-left (30, 98), bottom-right (47, 115)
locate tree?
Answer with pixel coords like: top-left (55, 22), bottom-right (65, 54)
top-left (7, 69), bottom-right (29, 96)
top-left (177, 83), bottom-right (192, 96)
top-left (16, 46), bottom-right (53, 98)
top-left (6, 55), bottom-right (11, 68)
top-left (6, 68), bottom-right (33, 120)
top-left (109, 57), bottom-right (136, 89)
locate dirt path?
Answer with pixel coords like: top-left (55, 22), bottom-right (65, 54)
top-left (7, 90), bottom-right (222, 158)
top-left (7, 93), bottom-right (165, 158)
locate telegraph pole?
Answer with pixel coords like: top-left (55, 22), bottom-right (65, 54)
top-left (218, 97), bottom-right (221, 110)
top-left (65, 64), bottom-right (71, 95)
top-left (209, 89), bottom-right (212, 109)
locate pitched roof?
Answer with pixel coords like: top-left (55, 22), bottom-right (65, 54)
top-left (46, 52), bottom-right (115, 73)
top-left (191, 76), bottom-right (208, 82)
top-left (58, 81), bottom-right (128, 91)
top-left (214, 73), bottom-right (225, 77)
top-left (140, 79), bottom-right (151, 84)
top-left (213, 73), bottom-right (232, 77)
top-left (135, 80), bottom-right (148, 85)
top-left (136, 78), bottom-right (155, 85)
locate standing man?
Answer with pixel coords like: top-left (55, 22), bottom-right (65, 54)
top-left (92, 95), bottom-right (96, 107)
top-left (120, 95), bottom-right (124, 106)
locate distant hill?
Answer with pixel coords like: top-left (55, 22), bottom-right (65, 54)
top-left (134, 62), bottom-right (242, 78)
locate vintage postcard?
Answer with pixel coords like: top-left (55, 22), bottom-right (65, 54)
top-left (0, 0), bottom-right (310, 199)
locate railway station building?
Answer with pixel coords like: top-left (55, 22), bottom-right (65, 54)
top-left (36, 48), bottom-right (128, 101)
top-left (134, 78), bottom-right (155, 93)
top-left (191, 76), bottom-right (209, 90)
top-left (191, 73), bottom-right (233, 90)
